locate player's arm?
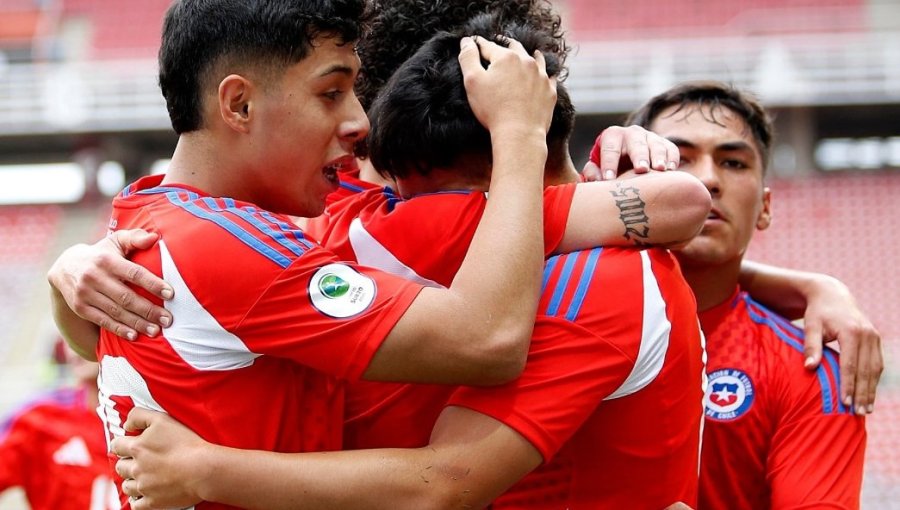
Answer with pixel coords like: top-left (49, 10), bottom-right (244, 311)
top-left (739, 260), bottom-right (882, 414)
top-left (45, 125), bottom-right (676, 343)
top-left (114, 406), bottom-right (541, 510)
top-left (556, 171), bottom-right (711, 254)
top-left (48, 37), bottom-right (552, 386)
top-left (360, 36), bottom-right (555, 384)
top-left (47, 230), bottom-right (174, 359)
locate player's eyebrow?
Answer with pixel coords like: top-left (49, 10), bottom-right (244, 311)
top-left (665, 137), bottom-right (690, 149)
top-left (666, 137), bottom-right (755, 154)
top-left (318, 64), bottom-right (355, 78)
top-left (715, 141), bottom-right (755, 153)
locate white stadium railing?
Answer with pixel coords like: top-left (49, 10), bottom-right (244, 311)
top-left (0, 30), bottom-right (898, 135)
top-left (565, 30), bottom-right (900, 113)
top-left (0, 58), bottom-right (168, 135)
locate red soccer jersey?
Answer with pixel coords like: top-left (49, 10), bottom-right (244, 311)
top-left (466, 247), bottom-right (704, 509)
top-left (317, 185), bottom-right (576, 449)
top-left (98, 175), bottom-right (423, 509)
top-left (305, 163), bottom-right (386, 241)
top-left (0, 387), bottom-right (117, 510)
top-left (698, 289), bottom-right (866, 510)
top-left (328, 161), bottom-right (378, 206)
top-left (315, 185), bottom-right (705, 507)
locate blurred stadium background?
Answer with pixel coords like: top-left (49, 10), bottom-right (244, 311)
top-left (0, 0), bottom-right (897, 507)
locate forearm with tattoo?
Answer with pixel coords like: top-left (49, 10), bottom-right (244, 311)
top-left (611, 183), bottom-right (650, 246)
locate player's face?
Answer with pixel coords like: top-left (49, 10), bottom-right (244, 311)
top-left (64, 345), bottom-right (100, 383)
top-left (251, 36), bottom-right (369, 217)
top-left (651, 104), bottom-right (771, 268)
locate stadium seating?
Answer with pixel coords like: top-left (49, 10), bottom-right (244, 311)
top-left (61, 0), bottom-right (171, 58)
top-left (0, 205), bottom-right (61, 360)
top-left (564, 0), bottom-right (865, 38)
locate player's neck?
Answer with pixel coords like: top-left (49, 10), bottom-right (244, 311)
top-left (162, 133), bottom-right (242, 197)
top-left (543, 156), bottom-right (579, 186)
top-left (357, 158), bottom-right (395, 188)
top-left (395, 168), bottom-right (488, 198)
top-left (678, 258), bottom-right (742, 312)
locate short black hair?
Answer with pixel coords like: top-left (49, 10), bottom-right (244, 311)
top-left (367, 13), bottom-right (575, 180)
top-left (627, 80), bottom-right (774, 171)
top-left (159, 0), bottom-right (368, 134)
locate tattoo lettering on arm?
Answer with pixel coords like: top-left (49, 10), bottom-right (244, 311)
top-left (610, 183), bottom-right (650, 246)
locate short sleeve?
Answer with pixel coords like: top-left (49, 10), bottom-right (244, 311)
top-left (767, 348), bottom-right (867, 508)
top-left (542, 183), bottom-right (577, 254)
top-left (448, 316), bottom-right (635, 461)
top-left (235, 248), bottom-right (424, 380)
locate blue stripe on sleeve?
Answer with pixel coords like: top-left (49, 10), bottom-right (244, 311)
top-left (137, 187), bottom-right (200, 199)
top-left (565, 248), bottom-right (603, 321)
top-left (546, 252), bottom-right (580, 317)
top-left (258, 210), bottom-right (316, 250)
top-left (340, 181), bottom-right (367, 193)
top-left (822, 348), bottom-right (848, 414)
top-left (745, 298), bottom-right (835, 414)
top-left (542, 255), bottom-right (560, 294)
top-left (166, 194), bottom-right (292, 268)
top-left (202, 198), bottom-right (309, 258)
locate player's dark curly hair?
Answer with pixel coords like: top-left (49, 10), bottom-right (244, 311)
top-left (356, 0), bottom-right (567, 157)
top-left (159, 0), bottom-right (369, 134)
top-left (358, 0), bottom-right (566, 112)
top-left (626, 81), bottom-right (775, 172)
top-left (367, 13), bottom-right (574, 180)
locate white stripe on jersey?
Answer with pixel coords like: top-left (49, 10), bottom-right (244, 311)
top-left (605, 250), bottom-right (672, 400)
top-left (97, 356), bottom-right (165, 445)
top-left (160, 239), bottom-right (261, 371)
top-left (348, 218), bottom-right (443, 288)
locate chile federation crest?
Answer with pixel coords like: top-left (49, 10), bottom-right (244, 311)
top-left (704, 368), bottom-right (755, 421)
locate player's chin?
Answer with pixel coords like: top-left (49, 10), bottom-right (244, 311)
top-left (673, 238), bottom-right (729, 266)
top-left (298, 197), bottom-right (326, 219)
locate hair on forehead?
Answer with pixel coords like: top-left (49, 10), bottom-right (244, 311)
top-left (158, 0), bottom-right (369, 134)
top-left (626, 81), bottom-right (774, 172)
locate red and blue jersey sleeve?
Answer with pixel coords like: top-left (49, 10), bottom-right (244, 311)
top-left (126, 188), bottom-right (424, 382)
top-left (348, 184), bottom-right (577, 288)
top-left (701, 294), bottom-right (867, 510)
top-left (235, 247), bottom-right (424, 380)
top-left (744, 301), bottom-right (867, 509)
top-left (448, 247), bottom-right (652, 461)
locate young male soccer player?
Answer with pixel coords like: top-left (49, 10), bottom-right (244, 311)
top-left (107, 18), bottom-right (709, 509)
top-left (51, 2), bottom-right (879, 407)
top-left (330, 0), bottom-right (884, 416)
top-left (47, 2), bottom-right (880, 506)
top-left (622, 81), bottom-right (869, 509)
top-left (47, 0), bottom-right (561, 507)
top-left (0, 344), bottom-right (117, 509)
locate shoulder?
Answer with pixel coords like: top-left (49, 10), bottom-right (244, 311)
top-left (149, 192), bottom-right (321, 270)
top-left (0, 388), bottom-right (81, 435)
top-left (741, 295), bottom-right (851, 416)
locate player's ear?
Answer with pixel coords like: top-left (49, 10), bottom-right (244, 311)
top-left (218, 74), bottom-right (254, 134)
top-left (756, 187), bottom-right (771, 231)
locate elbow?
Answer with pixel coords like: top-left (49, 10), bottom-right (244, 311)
top-left (666, 173), bottom-right (711, 242)
top-left (408, 492), bottom-right (467, 510)
top-left (401, 454), bottom-right (496, 510)
top-left (475, 327), bottom-right (530, 385)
